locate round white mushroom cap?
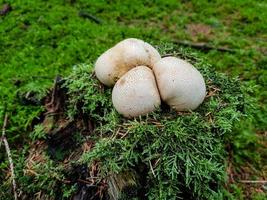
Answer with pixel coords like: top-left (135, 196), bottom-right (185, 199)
top-left (112, 66), bottom-right (161, 118)
top-left (95, 38), bottom-right (161, 86)
top-left (153, 57), bottom-right (206, 111)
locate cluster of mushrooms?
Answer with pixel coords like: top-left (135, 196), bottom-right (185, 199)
top-left (95, 38), bottom-right (206, 118)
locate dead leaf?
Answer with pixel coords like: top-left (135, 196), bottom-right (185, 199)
top-left (187, 23), bottom-right (213, 41)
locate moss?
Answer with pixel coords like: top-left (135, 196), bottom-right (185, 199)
top-left (1, 0), bottom-right (266, 199)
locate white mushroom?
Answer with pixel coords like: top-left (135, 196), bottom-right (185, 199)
top-left (95, 38), bottom-right (161, 86)
top-left (153, 57), bottom-right (206, 111)
top-left (112, 66), bottom-right (161, 118)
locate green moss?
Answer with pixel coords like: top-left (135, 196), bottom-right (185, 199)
top-left (1, 0), bottom-right (266, 199)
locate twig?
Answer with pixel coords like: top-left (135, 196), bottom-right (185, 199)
top-left (0, 114), bottom-right (8, 148)
top-left (1, 114), bottom-right (18, 200)
top-left (79, 11), bottom-right (102, 24)
top-left (239, 180), bottom-right (267, 184)
top-left (3, 138), bottom-right (18, 200)
top-left (149, 160), bottom-right (156, 178)
top-left (173, 40), bottom-right (236, 53)
top-left (77, 178), bottom-right (94, 185)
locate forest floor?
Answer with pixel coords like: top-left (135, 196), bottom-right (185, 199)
top-left (0, 0), bottom-right (266, 199)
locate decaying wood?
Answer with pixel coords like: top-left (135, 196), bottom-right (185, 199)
top-left (45, 76), bottom-right (64, 115)
top-left (21, 75), bottom-right (141, 199)
top-left (107, 171), bottom-right (138, 200)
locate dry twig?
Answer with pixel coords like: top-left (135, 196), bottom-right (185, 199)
top-left (1, 114), bottom-right (18, 200)
top-left (174, 40), bottom-right (236, 53)
top-left (0, 114), bottom-right (8, 148)
top-left (239, 180), bottom-right (267, 184)
top-left (78, 11), bottom-right (102, 24)
top-left (149, 160), bottom-right (156, 178)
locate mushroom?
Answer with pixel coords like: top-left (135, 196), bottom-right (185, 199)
top-left (95, 38), bottom-right (161, 86)
top-left (112, 66), bottom-right (161, 118)
top-left (153, 57), bottom-right (206, 111)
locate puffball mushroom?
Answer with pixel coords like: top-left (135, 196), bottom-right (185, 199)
top-left (153, 57), bottom-right (206, 111)
top-left (112, 66), bottom-right (161, 118)
top-left (95, 38), bottom-right (161, 86)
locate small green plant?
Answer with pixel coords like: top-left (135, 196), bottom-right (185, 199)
top-left (17, 157), bottom-right (65, 198)
top-left (62, 64), bottom-right (113, 122)
top-left (30, 124), bottom-right (47, 141)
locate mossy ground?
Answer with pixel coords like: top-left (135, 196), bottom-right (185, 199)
top-left (0, 0), bottom-right (266, 199)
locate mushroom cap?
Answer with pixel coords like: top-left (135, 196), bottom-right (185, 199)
top-left (95, 38), bottom-right (161, 86)
top-left (112, 66), bottom-right (161, 118)
top-left (153, 57), bottom-right (206, 111)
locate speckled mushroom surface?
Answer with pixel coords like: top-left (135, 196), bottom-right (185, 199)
top-left (153, 56), bottom-right (206, 111)
top-left (112, 66), bottom-right (161, 118)
top-left (95, 38), bottom-right (161, 87)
